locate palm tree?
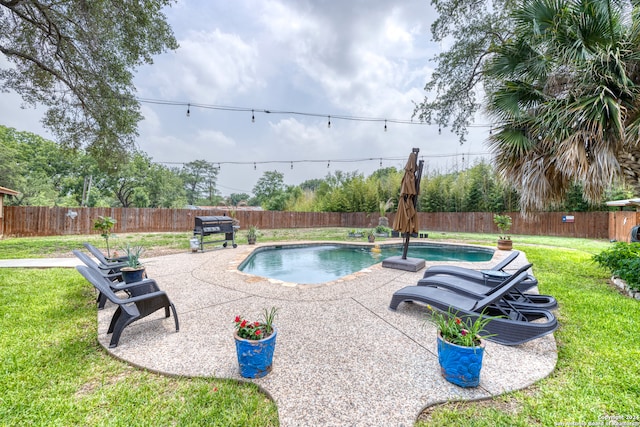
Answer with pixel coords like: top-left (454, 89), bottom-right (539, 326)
top-left (484, 0), bottom-right (640, 212)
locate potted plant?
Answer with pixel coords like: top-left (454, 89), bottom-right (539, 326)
top-left (93, 216), bottom-right (117, 257)
top-left (247, 225), bottom-right (258, 245)
top-left (233, 307), bottom-right (278, 378)
top-left (378, 198), bottom-right (393, 227)
top-left (120, 243), bottom-right (145, 283)
top-left (374, 225), bottom-right (390, 237)
top-left (493, 214), bottom-right (513, 250)
top-left (367, 229), bottom-right (376, 243)
top-left (348, 229), bottom-right (363, 238)
top-left (427, 306), bottom-right (495, 387)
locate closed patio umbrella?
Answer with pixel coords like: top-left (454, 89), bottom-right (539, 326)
top-left (393, 148), bottom-right (423, 260)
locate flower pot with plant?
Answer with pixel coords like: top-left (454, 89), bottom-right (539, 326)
top-left (247, 225), bottom-right (258, 245)
top-left (233, 307), bottom-right (278, 378)
top-left (427, 306), bottom-right (495, 387)
top-left (493, 214), bottom-right (513, 250)
top-left (378, 198), bottom-right (393, 227)
top-left (375, 225), bottom-right (390, 237)
top-left (120, 244), bottom-right (145, 283)
top-left (367, 229), bottom-right (376, 243)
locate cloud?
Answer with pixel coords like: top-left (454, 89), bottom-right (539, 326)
top-left (144, 28), bottom-right (263, 101)
top-left (1, 0), bottom-right (492, 196)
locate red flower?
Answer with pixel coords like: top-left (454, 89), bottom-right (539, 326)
top-left (461, 329), bottom-right (468, 336)
top-left (240, 320), bottom-right (247, 328)
top-left (255, 329), bottom-right (262, 336)
top-left (254, 321), bottom-right (260, 327)
top-left (455, 317), bottom-right (461, 325)
top-left (234, 316), bottom-right (241, 323)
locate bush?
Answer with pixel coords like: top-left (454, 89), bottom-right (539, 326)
top-left (593, 242), bottom-right (640, 290)
top-left (375, 225), bottom-right (390, 234)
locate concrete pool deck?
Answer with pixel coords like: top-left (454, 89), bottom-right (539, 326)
top-left (9, 242), bottom-right (558, 426)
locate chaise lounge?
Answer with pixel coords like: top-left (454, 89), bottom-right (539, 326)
top-left (420, 250), bottom-right (538, 292)
top-left (389, 270), bottom-right (558, 345)
top-left (418, 263), bottom-right (557, 310)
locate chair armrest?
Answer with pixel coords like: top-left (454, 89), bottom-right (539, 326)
top-left (120, 290), bottom-right (167, 304)
top-left (112, 278), bottom-right (159, 293)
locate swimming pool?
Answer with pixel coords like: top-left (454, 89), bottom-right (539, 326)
top-left (238, 243), bottom-right (494, 285)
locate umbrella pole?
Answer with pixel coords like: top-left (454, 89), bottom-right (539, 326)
top-left (402, 233), bottom-right (410, 259)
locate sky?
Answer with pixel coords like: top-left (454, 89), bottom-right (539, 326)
top-left (1, 0), bottom-right (492, 197)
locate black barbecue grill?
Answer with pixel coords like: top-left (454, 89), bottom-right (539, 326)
top-left (193, 216), bottom-right (238, 250)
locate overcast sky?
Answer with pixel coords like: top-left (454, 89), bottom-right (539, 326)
top-left (1, 0), bottom-right (492, 196)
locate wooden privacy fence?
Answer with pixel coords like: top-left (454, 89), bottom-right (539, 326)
top-left (3, 206), bottom-right (610, 239)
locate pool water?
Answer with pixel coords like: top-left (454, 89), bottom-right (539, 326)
top-left (238, 243), bottom-right (493, 285)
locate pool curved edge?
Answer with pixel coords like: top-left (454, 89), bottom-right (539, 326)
top-left (236, 240), bottom-right (497, 287)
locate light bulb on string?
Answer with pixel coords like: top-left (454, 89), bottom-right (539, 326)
top-left (384, 120), bottom-right (387, 132)
top-left (252, 110), bottom-right (255, 123)
top-left (438, 126), bottom-right (441, 135)
top-left (254, 162), bottom-right (256, 170)
top-left (186, 103), bottom-right (190, 117)
top-left (327, 160), bottom-right (330, 168)
top-left (290, 161), bottom-right (293, 170)
top-left (379, 158), bottom-right (382, 167)
top-left (328, 116), bottom-right (331, 128)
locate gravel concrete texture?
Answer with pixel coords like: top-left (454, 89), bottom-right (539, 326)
top-left (86, 242), bottom-right (555, 427)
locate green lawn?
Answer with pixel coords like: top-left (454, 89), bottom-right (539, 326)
top-left (0, 230), bottom-right (637, 426)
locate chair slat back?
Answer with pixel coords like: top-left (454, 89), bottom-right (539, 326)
top-left (76, 265), bottom-right (120, 303)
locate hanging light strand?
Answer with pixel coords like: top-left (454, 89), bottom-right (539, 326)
top-left (136, 97), bottom-right (492, 128)
top-left (156, 152), bottom-right (491, 167)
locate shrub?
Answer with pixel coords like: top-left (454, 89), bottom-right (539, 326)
top-left (375, 225), bottom-right (390, 234)
top-left (593, 242), bottom-right (640, 290)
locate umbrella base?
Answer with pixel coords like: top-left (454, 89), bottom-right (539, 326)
top-left (382, 256), bottom-right (425, 272)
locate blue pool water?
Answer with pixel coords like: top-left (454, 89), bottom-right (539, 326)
top-left (238, 243), bottom-right (493, 284)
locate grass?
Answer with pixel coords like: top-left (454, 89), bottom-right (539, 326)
top-left (0, 268), bottom-right (278, 426)
top-left (0, 229), bottom-right (637, 425)
top-left (417, 243), bottom-right (640, 426)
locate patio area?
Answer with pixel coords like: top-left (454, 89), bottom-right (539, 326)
top-left (98, 242), bottom-right (557, 427)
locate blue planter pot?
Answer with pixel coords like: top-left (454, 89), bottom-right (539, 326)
top-left (234, 329), bottom-right (277, 378)
top-left (437, 333), bottom-right (485, 387)
top-left (121, 267), bottom-right (145, 284)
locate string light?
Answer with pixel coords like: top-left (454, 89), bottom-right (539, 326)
top-left (253, 162), bottom-right (256, 170)
top-left (379, 158), bottom-right (382, 167)
top-left (327, 115), bottom-right (331, 128)
top-left (186, 103), bottom-right (190, 117)
top-left (290, 161), bottom-right (293, 170)
top-left (384, 120), bottom-right (387, 132)
top-left (252, 109), bottom-right (255, 123)
top-left (438, 126), bottom-right (441, 135)
top-left (156, 152), bottom-right (492, 168)
top-left (136, 97), bottom-right (493, 129)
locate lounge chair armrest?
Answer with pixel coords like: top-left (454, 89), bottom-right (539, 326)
top-left (121, 290), bottom-right (167, 304)
top-left (112, 278), bottom-right (160, 292)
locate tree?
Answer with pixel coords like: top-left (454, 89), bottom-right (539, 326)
top-left (145, 165), bottom-right (187, 208)
top-left (414, 0), bottom-right (640, 211)
top-left (252, 171), bottom-right (286, 210)
top-left (227, 193), bottom-right (251, 207)
top-left (181, 160), bottom-right (220, 205)
top-left (101, 152), bottom-right (153, 207)
top-left (413, 0), bottom-right (512, 142)
top-left (0, 1), bottom-right (178, 169)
